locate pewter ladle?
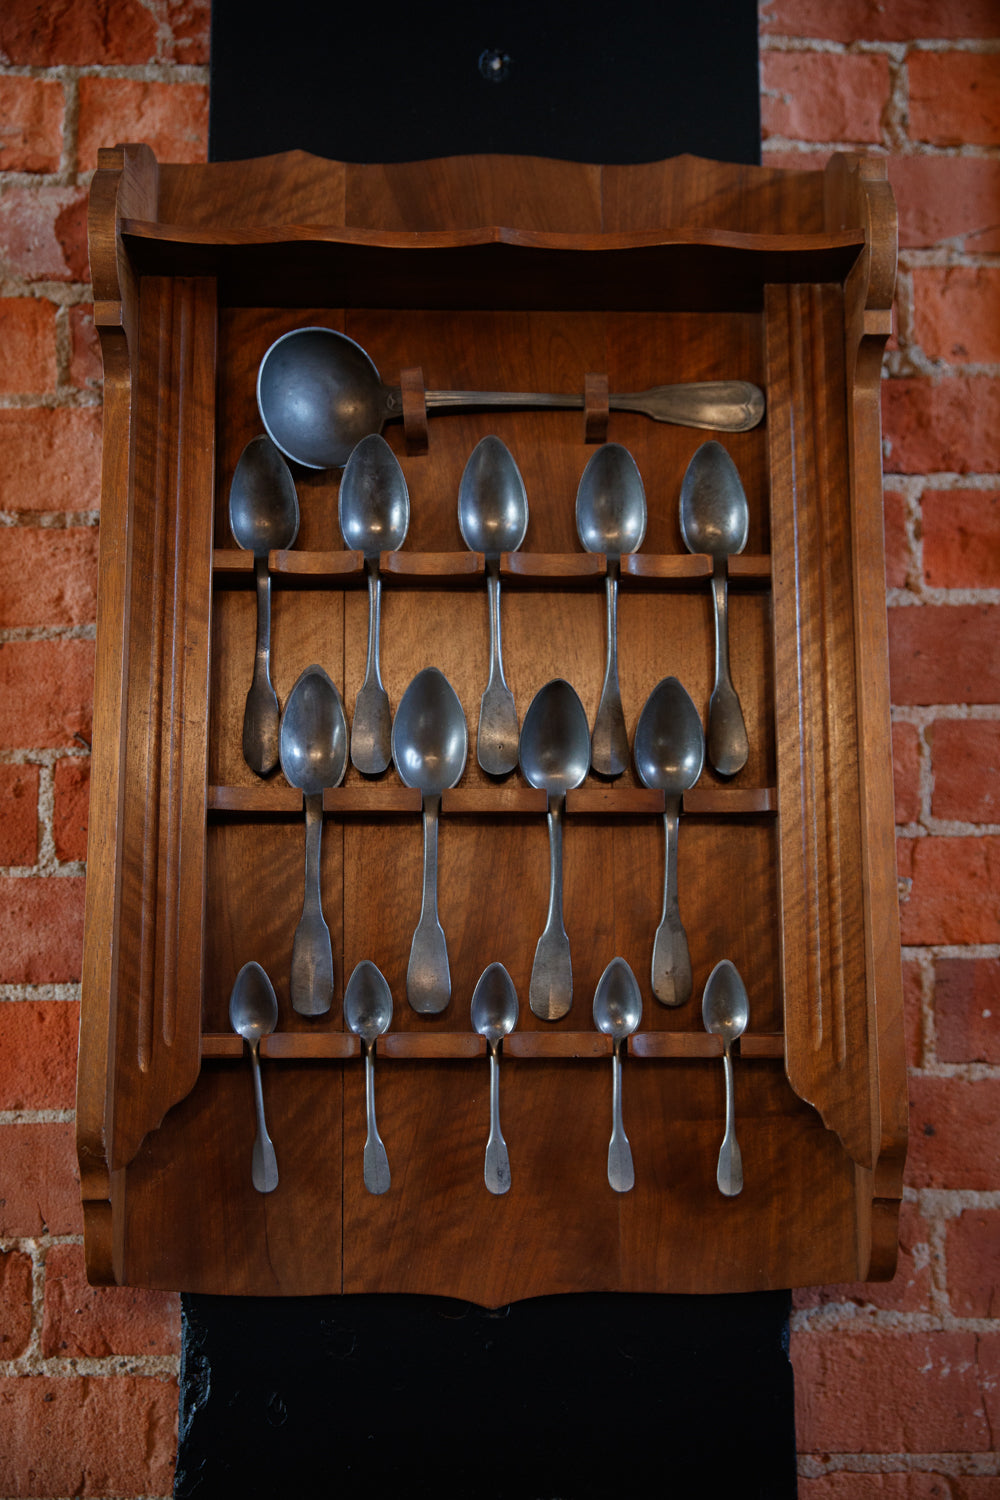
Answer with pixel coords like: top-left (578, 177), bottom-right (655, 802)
top-left (229, 435), bottom-right (299, 776)
top-left (343, 959), bottom-right (393, 1195)
top-left (518, 679), bottom-right (591, 1021)
top-left (338, 433), bottom-right (410, 776)
top-left (391, 667), bottom-right (468, 1014)
top-left (702, 958), bottom-right (750, 1197)
top-left (256, 327), bottom-right (766, 471)
top-left (228, 960), bottom-right (279, 1193)
top-left (470, 962), bottom-right (519, 1194)
top-left (457, 436), bottom-right (528, 777)
top-left (592, 957), bottom-right (642, 1193)
top-left (680, 441), bottom-right (750, 776)
top-left (575, 444), bottom-right (646, 778)
top-left (278, 665), bottom-right (348, 1016)
top-left (633, 677), bottom-right (705, 1007)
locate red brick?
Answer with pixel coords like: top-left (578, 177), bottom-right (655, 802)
top-left (907, 1075), bottom-right (1000, 1189)
top-left (890, 155), bottom-right (1000, 253)
top-left (799, 1477), bottom-right (1000, 1499)
top-left (909, 52), bottom-right (1000, 147)
top-left (0, 875), bottom-right (86, 983)
top-left (0, 639), bottom-right (94, 750)
top-left (0, 1250), bottom-right (33, 1359)
top-left (0, 0), bottom-right (158, 65)
top-left (898, 835), bottom-right (1000, 945)
top-left (914, 267), bottom-right (1000, 365)
top-left (947, 1208), bottom-right (1000, 1316)
top-left (883, 375), bottom-right (1000, 475)
top-left (77, 79), bottom-right (209, 171)
top-left (883, 488), bottom-right (909, 590)
top-left (761, 0), bottom-right (1000, 40)
top-left (0, 1001), bottom-right (79, 1109)
top-left (0, 1122), bottom-right (81, 1236)
top-left (0, 186), bottom-right (89, 284)
top-left (41, 1244), bottom-right (180, 1358)
top-left (68, 305), bottom-right (103, 392)
top-left (892, 721), bottom-right (920, 824)
top-left (164, 0), bottom-right (210, 65)
top-left (793, 1329), bottom-right (991, 1451)
top-left (923, 487), bottom-right (1000, 589)
top-left (0, 408), bottom-right (103, 514)
top-left (0, 1375), bottom-right (177, 1496)
top-left (761, 53), bottom-right (889, 143)
top-left (792, 1200), bottom-right (932, 1314)
top-left (0, 528), bottom-right (98, 629)
top-left (53, 757), bottom-right (89, 863)
top-left (0, 763), bottom-right (39, 866)
top-left (935, 956), bottom-right (1000, 1065)
top-left (0, 77), bottom-right (63, 173)
top-left (903, 956), bottom-right (924, 1069)
top-left (889, 604), bottom-right (1000, 706)
top-left (930, 718), bottom-right (1000, 823)
top-left (0, 299), bottom-right (57, 396)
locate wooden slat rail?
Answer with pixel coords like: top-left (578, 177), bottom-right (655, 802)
top-left (202, 1031), bottom-right (785, 1060)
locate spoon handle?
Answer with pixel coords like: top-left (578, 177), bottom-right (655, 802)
top-left (484, 1040), bottom-right (511, 1194)
top-left (651, 797), bottom-right (693, 1007)
top-left (362, 1040), bottom-right (390, 1195)
top-left (530, 795), bottom-right (572, 1021)
top-left (351, 558), bottom-right (392, 775)
top-left (408, 793), bottom-right (451, 1014)
top-left (708, 557), bottom-right (748, 777)
top-left (608, 1039), bottom-right (634, 1192)
top-left (591, 561), bottom-right (628, 778)
top-left (291, 790), bottom-right (334, 1016)
top-left (248, 1040), bottom-right (279, 1193)
top-left (717, 1041), bottom-right (744, 1196)
top-left (242, 555), bottom-right (281, 777)
top-left (417, 381), bottom-right (765, 434)
top-left (477, 559), bottom-right (519, 776)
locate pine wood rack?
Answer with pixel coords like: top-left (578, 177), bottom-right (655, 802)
top-left (79, 147), bottom-right (906, 1299)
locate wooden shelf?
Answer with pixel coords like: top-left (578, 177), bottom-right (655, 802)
top-left (206, 784), bottom-right (777, 817)
top-left (203, 1030), bottom-right (785, 1061)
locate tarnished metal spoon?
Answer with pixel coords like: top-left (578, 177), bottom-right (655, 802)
top-left (343, 960), bottom-right (392, 1195)
top-left (575, 444), bottom-right (646, 778)
top-left (633, 677), bottom-right (705, 1007)
top-left (592, 957), bottom-right (642, 1193)
top-left (257, 326), bottom-right (767, 471)
top-left (392, 667), bottom-right (468, 1014)
top-left (702, 958), bottom-right (750, 1197)
top-left (279, 665), bottom-right (348, 1016)
top-left (518, 679), bottom-right (591, 1021)
top-left (338, 434), bottom-right (409, 776)
top-left (457, 436), bottom-right (528, 777)
top-left (470, 962), bottom-right (519, 1194)
top-left (679, 442), bottom-right (750, 777)
top-left (228, 961), bottom-right (279, 1193)
top-left (229, 435), bottom-right (299, 776)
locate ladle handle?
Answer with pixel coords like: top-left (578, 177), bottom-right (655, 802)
top-left (530, 795), bottom-right (572, 1021)
top-left (351, 558), bottom-right (392, 775)
top-left (608, 1039), bottom-right (634, 1193)
top-left (407, 793), bottom-right (451, 1014)
top-left (416, 380), bottom-right (765, 434)
top-left (248, 1040), bottom-right (279, 1193)
top-left (651, 798), bottom-right (693, 1008)
top-left (484, 1040), bottom-right (511, 1195)
top-left (477, 558), bottom-right (519, 776)
top-left (291, 791), bottom-right (334, 1016)
top-left (591, 561), bottom-right (628, 778)
top-left (708, 557), bottom-right (748, 777)
top-left (242, 555), bottom-right (280, 777)
top-left (717, 1041), bottom-right (743, 1196)
top-left (362, 1040), bottom-right (390, 1195)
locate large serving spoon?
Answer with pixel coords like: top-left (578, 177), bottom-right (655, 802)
top-left (256, 327), bottom-right (767, 470)
top-left (278, 665), bottom-right (349, 1016)
top-left (518, 679), bottom-right (591, 1021)
top-left (633, 677), bottom-right (706, 1007)
top-left (343, 960), bottom-right (393, 1195)
top-left (592, 957), bottom-right (642, 1193)
top-left (702, 958), bottom-right (750, 1197)
top-left (228, 435), bottom-right (300, 776)
top-left (575, 444), bottom-right (647, 778)
top-left (679, 441), bottom-right (750, 777)
top-left (338, 434), bottom-right (410, 776)
top-left (470, 962), bottom-right (519, 1195)
top-left (391, 667), bottom-right (468, 1014)
top-left (457, 436), bottom-right (529, 777)
top-left (228, 960), bottom-right (279, 1193)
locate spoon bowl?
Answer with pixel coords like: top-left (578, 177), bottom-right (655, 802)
top-left (471, 962), bottom-right (519, 1195)
top-left (702, 958), bottom-right (750, 1196)
top-left (228, 960), bottom-right (279, 1193)
top-left (592, 957), bottom-right (642, 1192)
top-left (344, 960), bottom-right (393, 1194)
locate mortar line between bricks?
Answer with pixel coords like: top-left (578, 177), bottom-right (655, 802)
top-left (0, 1109), bottom-right (74, 1124)
top-left (900, 942), bottom-right (1000, 959)
top-left (0, 983), bottom-right (81, 1000)
top-left (893, 705), bottom-right (1000, 726)
top-left (0, 512), bottom-right (100, 529)
top-left (0, 624), bottom-right (97, 642)
top-left (796, 1454), bottom-right (1000, 1477)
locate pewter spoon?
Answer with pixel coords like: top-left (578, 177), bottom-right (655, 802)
top-left (279, 665), bottom-right (348, 1016)
top-left (228, 435), bottom-right (299, 776)
top-left (257, 326), bottom-right (767, 471)
top-left (338, 434), bottom-right (409, 776)
top-left (457, 436), bottom-right (528, 777)
top-left (518, 679), bottom-right (591, 1021)
top-left (633, 677), bottom-right (706, 1007)
top-left (702, 958), bottom-right (750, 1197)
top-left (592, 957), bottom-right (642, 1193)
top-left (470, 962), bottom-right (519, 1194)
top-left (228, 960), bottom-right (279, 1193)
top-left (679, 442), bottom-right (750, 777)
top-left (343, 960), bottom-right (392, 1195)
top-left (391, 667), bottom-right (468, 1014)
top-left (575, 444), bottom-right (646, 778)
